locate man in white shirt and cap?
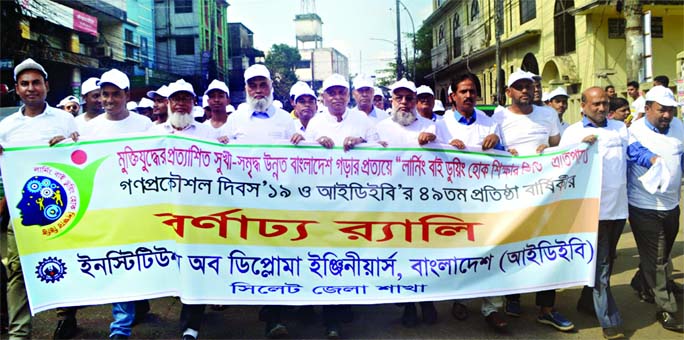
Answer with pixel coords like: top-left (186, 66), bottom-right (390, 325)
top-left (415, 85), bottom-right (441, 121)
top-left (373, 86), bottom-right (385, 111)
top-left (291, 82), bottom-right (318, 133)
top-left (137, 98), bottom-right (155, 121)
top-left (544, 87), bottom-right (570, 135)
top-left (221, 64), bottom-right (295, 143)
top-left (499, 69), bottom-right (573, 332)
top-left (353, 74), bottom-right (389, 124)
top-left (433, 99), bottom-right (446, 116)
top-left (305, 73), bottom-right (380, 152)
top-left (146, 85), bottom-right (170, 124)
top-left (0, 57), bottom-right (78, 340)
top-left (203, 79), bottom-right (231, 130)
top-left (57, 95), bottom-right (81, 117)
top-left (625, 85), bottom-right (684, 333)
top-left (375, 79), bottom-right (436, 147)
top-left (75, 77), bottom-right (103, 132)
top-left (148, 79), bottom-right (217, 140)
top-left (560, 86), bottom-right (629, 339)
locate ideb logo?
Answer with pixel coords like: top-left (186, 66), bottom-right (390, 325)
top-left (17, 149), bottom-right (107, 239)
top-left (35, 257), bottom-right (67, 283)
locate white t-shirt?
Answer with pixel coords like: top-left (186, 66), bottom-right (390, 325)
top-left (0, 105), bottom-right (77, 146)
top-left (81, 112), bottom-right (153, 138)
top-left (627, 117), bottom-right (684, 210)
top-left (435, 108), bottom-right (502, 147)
top-left (305, 108), bottom-right (380, 144)
top-left (560, 119), bottom-right (629, 220)
top-left (499, 106), bottom-right (560, 156)
top-left (356, 106), bottom-right (390, 125)
top-left (203, 117), bottom-right (230, 131)
top-left (376, 115), bottom-right (436, 146)
top-left (74, 114), bottom-right (99, 133)
top-left (221, 105), bottom-right (296, 142)
top-left (630, 96), bottom-right (646, 117)
top-left (148, 121), bottom-right (218, 140)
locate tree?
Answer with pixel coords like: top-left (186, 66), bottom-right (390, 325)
top-left (265, 44), bottom-right (301, 105)
top-left (377, 24), bottom-right (433, 87)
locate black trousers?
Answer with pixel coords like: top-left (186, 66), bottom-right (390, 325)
top-left (629, 205), bottom-right (680, 313)
top-left (180, 304), bottom-right (205, 332)
top-left (506, 290), bottom-right (555, 308)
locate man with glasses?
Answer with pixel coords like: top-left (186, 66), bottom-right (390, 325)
top-left (352, 75), bottom-right (389, 124)
top-left (375, 79), bottom-right (437, 147)
top-left (415, 85), bottom-right (440, 121)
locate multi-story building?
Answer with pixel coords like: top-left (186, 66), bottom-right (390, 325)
top-left (155, 0), bottom-right (230, 93)
top-left (424, 0), bottom-right (684, 123)
top-left (295, 47), bottom-right (349, 93)
top-left (227, 22), bottom-right (265, 103)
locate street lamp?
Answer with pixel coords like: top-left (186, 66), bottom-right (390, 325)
top-left (398, 0), bottom-right (416, 82)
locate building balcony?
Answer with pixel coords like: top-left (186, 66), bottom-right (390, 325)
top-left (431, 44), bottom-right (448, 71)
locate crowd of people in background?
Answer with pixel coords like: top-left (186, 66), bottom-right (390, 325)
top-left (0, 57), bottom-right (682, 340)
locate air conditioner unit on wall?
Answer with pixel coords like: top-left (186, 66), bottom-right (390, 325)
top-left (95, 46), bottom-right (113, 58)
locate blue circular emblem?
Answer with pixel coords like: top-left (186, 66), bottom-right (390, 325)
top-left (35, 257), bottom-right (67, 283)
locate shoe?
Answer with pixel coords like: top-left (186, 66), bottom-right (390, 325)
top-left (401, 303), bottom-right (419, 328)
top-left (630, 273), bottom-right (655, 303)
top-left (576, 300), bottom-right (595, 316)
top-left (420, 302), bottom-right (438, 324)
top-left (110, 335), bottom-right (129, 340)
top-left (637, 289), bottom-right (655, 304)
top-left (265, 323), bottom-right (288, 339)
top-left (484, 311), bottom-right (508, 332)
top-left (53, 317), bottom-right (77, 339)
top-left (451, 302), bottom-right (468, 321)
top-left (656, 311), bottom-right (684, 333)
top-left (602, 327), bottom-right (625, 339)
top-left (536, 311), bottom-right (574, 331)
top-left (505, 300), bottom-right (521, 317)
top-left (210, 304), bottom-right (229, 311)
top-left (132, 300), bottom-right (150, 326)
top-left (325, 325), bottom-right (340, 339)
top-left (182, 335), bottom-right (196, 340)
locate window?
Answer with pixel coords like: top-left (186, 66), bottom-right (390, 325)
top-left (554, 0), bottom-right (575, 56)
top-left (470, 0), bottom-right (479, 22)
top-left (608, 18), bottom-right (625, 39)
top-left (124, 29), bottom-right (133, 43)
top-left (438, 23), bottom-right (445, 45)
top-left (174, 0), bottom-right (192, 13)
top-left (125, 45), bottom-right (136, 60)
top-left (519, 0), bottom-right (536, 24)
top-left (452, 14), bottom-right (462, 58)
top-left (651, 17), bottom-right (663, 38)
top-left (176, 36), bottom-right (194, 55)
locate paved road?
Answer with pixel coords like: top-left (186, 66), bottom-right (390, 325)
top-left (3, 222), bottom-right (682, 339)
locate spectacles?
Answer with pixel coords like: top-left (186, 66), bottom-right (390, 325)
top-left (393, 95), bottom-right (415, 102)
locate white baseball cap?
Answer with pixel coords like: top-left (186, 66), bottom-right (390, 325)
top-left (416, 85), bottom-right (434, 96)
top-left (81, 77), bottom-right (100, 95)
top-left (126, 101), bottom-right (137, 111)
top-left (529, 72), bottom-right (542, 81)
top-left (14, 58), bottom-right (48, 81)
top-left (147, 85), bottom-right (170, 99)
top-left (204, 79), bottom-right (229, 96)
top-left (138, 97), bottom-right (154, 109)
top-left (273, 100), bottom-right (283, 109)
top-left (507, 69), bottom-right (535, 88)
top-left (292, 83), bottom-right (317, 102)
top-left (433, 99), bottom-right (445, 112)
top-left (390, 78), bottom-right (417, 94)
top-left (353, 74), bottom-right (374, 90)
top-left (57, 96), bottom-right (79, 108)
top-left (226, 104), bottom-right (235, 112)
top-left (98, 69), bottom-right (130, 90)
top-left (321, 74), bottom-right (349, 93)
top-left (546, 87), bottom-right (569, 101)
top-left (244, 64), bottom-right (271, 83)
top-left (192, 106), bottom-right (204, 118)
top-left (202, 95), bottom-right (210, 108)
top-left (373, 87), bottom-right (384, 97)
top-left (645, 85), bottom-right (679, 107)
top-left (289, 81), bottom-right (310, 98)
top-left (167, 79), bottom-right (196, 98)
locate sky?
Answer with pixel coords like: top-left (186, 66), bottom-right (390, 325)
top-left (227, 0), bottom-right (433, 78)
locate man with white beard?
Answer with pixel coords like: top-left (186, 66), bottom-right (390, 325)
top-left (221, 64), bottom-right (296, 143)
top-left (375, 78), bottom-right (437, 146)
top-left (147, 79), bottom-right (217, 140)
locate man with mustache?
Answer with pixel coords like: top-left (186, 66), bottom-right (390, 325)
top-left (202, 79), bottom-right (231, 130)
top-left (435, 73), bottom-right (506, 332)
top-left (221, 64), bottom-right (297, 143)
top-left (148, 79), bottom-right (217, 140)
top-left (146, 85), bottom-right (170, 124)
top-left (415, 85), bottom-right (441, 121)
top-left (375, 78), bottom-right (437, 147)
top-left (499, 70), bottom-right (573, 332)
top-left (544, 87), bottom-right (570, 135)
top-left (625, 85), bottom-right (683, 333)
top-left (560, 87), bottom-right (629, 339)
top-left (57, 96), bottom-right (81, 117)
top-left (74, 77), bottom-right (103, 132)
top-left (352, 74), bottom-right (389, 124)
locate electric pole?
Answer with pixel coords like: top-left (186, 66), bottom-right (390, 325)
top-left (624, 0), bottom-right (643, 83)
top-left (395, 0), bottom-right (403, 80)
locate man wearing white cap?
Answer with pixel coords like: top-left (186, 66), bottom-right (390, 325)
top-left (352, 74), bottom-right (389, 124)
top-left (203, 79), bottom-right (231, 130)
top-left (146, 85), bottom-right (170, 124)
top-left (148, 79), bottom-right (217, 140)
top-left (373, 87), bottom-right (385, 111)
top-left (499, 69), bottom-right (573, 332)
top-left (0, 57), bottom-right (78, 340)
top-left (415, 85), bottom-right (440, 121)
top-left (291, 82), bottom-right (318, 132)
top-left (137, 98), bottom-right (155, 121)
top-left (625, 85), bottom-right (684, 333)
top-left (305, 73), bottom-right (380, 154)
top-left (433, 99), bottom-right (446, 116)
top-left (545, 87), bottom-right (570, 135)
top-left (560, 87), bottom-right (628, 339)
top-left (75, 77), bottom-right (103, 131)
top-left (221, 64), bottom-right (296, 143)
top-left (57, 95), bottom-right (81, 117)
top-left (375, 79), bottom-right (436, 147)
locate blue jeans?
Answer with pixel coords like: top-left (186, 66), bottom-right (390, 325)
top-left (110, 302), bottom-right (135, 338)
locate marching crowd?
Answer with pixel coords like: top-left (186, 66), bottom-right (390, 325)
top-left (0, 57), bottom-right (682, 340)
